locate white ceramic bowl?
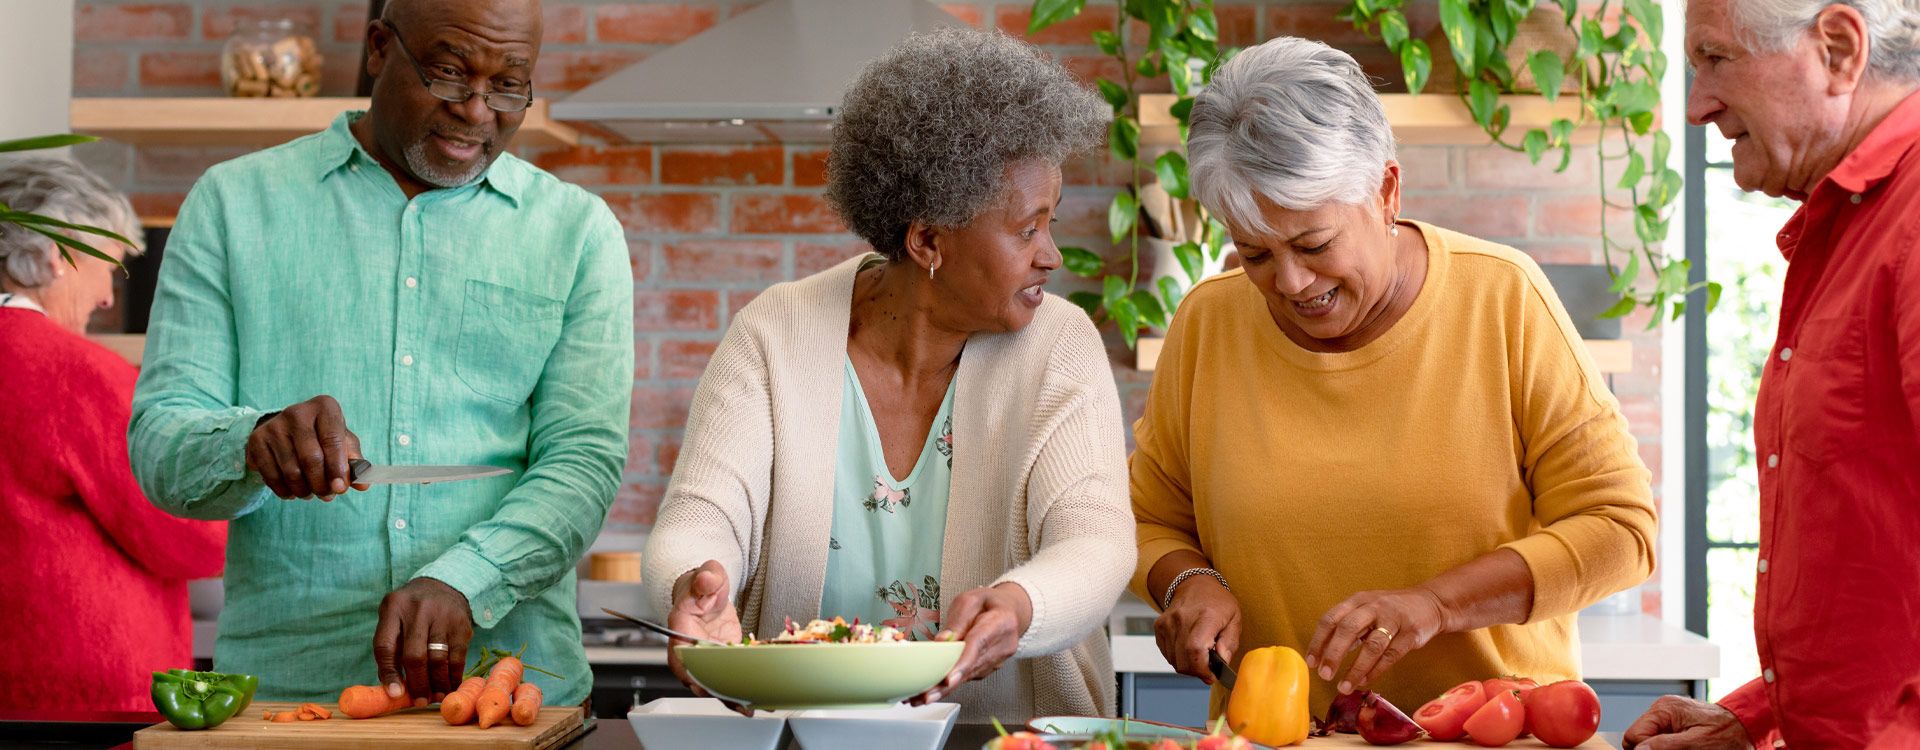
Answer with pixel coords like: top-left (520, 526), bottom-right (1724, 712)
top-left (627, 698), bottom-right (789, 750)
top-left (788, 703), bottom-right (961, 750)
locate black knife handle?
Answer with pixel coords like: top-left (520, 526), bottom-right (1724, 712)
top-left (349, 458), bottom-right (371, 482)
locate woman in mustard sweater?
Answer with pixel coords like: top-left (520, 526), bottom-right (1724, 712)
top-left (1131, 36), bottom-right (1658, 716)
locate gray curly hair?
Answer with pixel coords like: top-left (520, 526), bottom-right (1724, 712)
top-left (1187, 37), bottom-right (1397, 237)
top-left (0, 157), bottom-right (143, 288)
top-left (1730, 0), bottom-right (1920, 80)
top-left (825, 25), bottom-right (1107, 260)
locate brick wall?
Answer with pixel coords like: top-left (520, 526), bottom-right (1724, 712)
top-left (71, 0), bottom-right (1667, 611)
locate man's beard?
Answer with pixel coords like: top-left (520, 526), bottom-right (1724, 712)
top-left (403, 133), bottom-right (494, 188)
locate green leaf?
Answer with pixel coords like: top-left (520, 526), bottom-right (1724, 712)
top-left (1528, 50), bottom-right (1564, 101)
top-left (1093, 29), bottom-right (1122, 56)
top-left (1468, 80), bottom-right (1499, 127)
top-left (1652, 130), bottom-right (1673, 169)
top-left (1136, 55), bottom-right (1161, 78)
top-left (1610, 249), bottom-right (1641, 294)
top-left (1173, 241), bottom-right (1205, 284)
top-left (1097, 79), bottom-right (1130, 112)
top-left (1112, 294), bottom-right (1141, 348)
top-left (1158, 276), bottom-right (1186, 316)
top-left (1170, 97), bottom-right (1195, 126)
top-left (1550, 117), bottom-right (1576, 146)
top-left (1489, 104), bottom-right (1512, 139)
top-left (1380, 10), bottom-right (1410, 50)
top-left (1598, 295), bottom-right (1638, 319)
top-left (1473, 14), bottom-right (1498, 73)
top-left (1576, 19), bottom-right (1603, 60)
top-left (1154, 151), bottom-right (1191, 199)
top-left (1619, 150), bottom-right (1646, 189)
top-left (1190, 6), bottom-right (1219, 41)
top-left (1, 211), bottom-right (136, 247)
top-left (1656, 168), bottom-right (1684, 208)
top-left (1110, 191), bottom-right (1138, 245)
top-left (1028, 0), bottom-right (1086, 34)
top-left (1657, 258), bottom-right (1692, 295)
top-left (1634, 204), bottom-right (1662, 245)
top-left (1109, 116), bottom-right (1140, 161)
top-left (1556, 140), bottom-right (1574, 172)
top-left (1490, 0), bottom-right (1515, 47)
top-left (1402, 40), bottom-right (1434, 94)
top-left (1170, 57), bottom-right (1194, 97)
top-left (1612, 80), bottom-right (1660, 117)
top-left (1440, 0), bottom-right (1478, 75)
top-left (1556, 0), bottom-right (1580, 27)
top-left (1102, 274), bottom-right (1128, 305)
top-left (1624, 0), bottom-right (1662, 45)
top-left (1629, 111), bottom-right (1656, 135)
top-left (1068, 290), bottom-right (1105, 317)
top-left (1604, 24), bottom-right (1639, 54)
top-left (1061, 246), bottom-right (1105, 278)
top-left (1523, 129), bottom-right (1551, 164)
top-left (0, 134), bottom-right (98, 153)
top-left (1130, 290), bottom-right (1168, 329)
top-left (22, 224), bottom-right (120, 266)
top-left (1648, 49), bottom-right (1669, 81)
top-left (1670, 298), bottom-right (1687, 321)
top-left (1704, 281), bottom-right (1724, 312)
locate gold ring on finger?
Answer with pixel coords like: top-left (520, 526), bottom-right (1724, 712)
top-left (1371, 626), bottom-right (1393, 641)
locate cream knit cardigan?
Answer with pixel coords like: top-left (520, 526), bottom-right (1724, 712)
top-left (643, 255), bottom-right (1136, 721)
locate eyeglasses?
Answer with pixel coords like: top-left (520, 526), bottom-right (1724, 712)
top-left (381, 23), bottom-right (533, 113)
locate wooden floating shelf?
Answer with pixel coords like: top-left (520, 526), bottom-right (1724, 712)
top-left (1139, 93), bottom-right (1594, 147)
top-left (71, 97), bottom-right (579, 149)
top-left (1136, 336), bottom-right (1633, 374)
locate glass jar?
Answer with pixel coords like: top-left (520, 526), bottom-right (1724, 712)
top-left (220, 19), bottom-right (322, 98)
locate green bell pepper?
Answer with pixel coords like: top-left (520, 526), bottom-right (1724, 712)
top-left (150, 669), bottom-right (259, 730)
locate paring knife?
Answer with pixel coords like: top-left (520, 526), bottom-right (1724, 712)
top-left (348, 458), bottom-right (511, 485)
top-left (1208, 647), bottom-right (1238, 690)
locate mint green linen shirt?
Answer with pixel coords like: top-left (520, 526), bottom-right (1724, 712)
top-left (129, 112), bottom-right (632, 705)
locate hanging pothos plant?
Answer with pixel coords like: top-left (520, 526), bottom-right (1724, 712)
top-left (1029, 0), bottom-right (1239, 349)
top-left (1339, 0), bottom-right (1719, 324)
top-left (0, 134), bottom-right (132, 269)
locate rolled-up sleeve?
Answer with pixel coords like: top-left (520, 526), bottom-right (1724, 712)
top-left (130, 173), bottom-right (275, 521)
top-left (414, 206), bottom-right (633, 628)
top-left (1500, 278), bottom-right (1658, 622)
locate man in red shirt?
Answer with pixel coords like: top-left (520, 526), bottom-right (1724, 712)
top-left (1625, 0), bottom-right (1920, 747)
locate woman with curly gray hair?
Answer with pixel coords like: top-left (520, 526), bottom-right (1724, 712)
top-left (644, 26), bottom-right (1135, 719)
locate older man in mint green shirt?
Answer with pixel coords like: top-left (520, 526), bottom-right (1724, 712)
top-left (131, 0), bottom-right (629, 707)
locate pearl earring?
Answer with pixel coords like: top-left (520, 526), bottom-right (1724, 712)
top-left (1391, 226), bottom-right (1400, 237)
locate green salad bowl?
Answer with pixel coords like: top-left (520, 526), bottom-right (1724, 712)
top-left (674, 641), bottom-right (964, 710)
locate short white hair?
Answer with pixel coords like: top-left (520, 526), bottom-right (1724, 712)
top-left (1187, 36), bottom-right (1396, 237)
top-left (1731, 0), bottom-right (1920, 80)
top-left (0, 157), bottom-right (143, 288)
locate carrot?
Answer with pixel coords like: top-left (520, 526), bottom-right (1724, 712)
top-left (337, 684), bottom-right (414, 719)
top-left (305, 703), bottom-right (333, 720)
top-left (475, 656), bottom-right (524, 729)
top-left (271, 710), bottom-right (300, 723)
top-left (510, 683), bottom-right (543, 726)
top-left (440, 676), bottom-right (488, 725)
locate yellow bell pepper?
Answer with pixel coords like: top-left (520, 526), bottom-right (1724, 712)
top-left (1224, 646), bottom-right (1311, 746)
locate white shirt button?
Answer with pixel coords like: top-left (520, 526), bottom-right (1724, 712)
top-left (350, 164), bottom-right (360, 173)
top-left (482, 608), bottom-right (494, 622)
top-left (397, 434), bottom-right (412, 446)
top-left (401, 354), bottom-right (414, 366)
top-left (1759, 558), bottom-right (1770, 573)
top-left (1764, 668), bottom-right (1776, 683)
top-left (393, 518), bottom-right (407, 530)
top-left (1767, 453), bottom-right (1779, 468)
top-left (1779, 347), bottom-right (1793, 362)
top-left (406, 204), bottom-right (419, 214)
top-left (405, 277), bottom-right (418, 289)
top-left (1851, 193), bottom-right (1863, 204)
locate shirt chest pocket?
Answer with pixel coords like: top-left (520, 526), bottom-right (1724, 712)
top-left (1781, 314), bottom-right (1865, 464)
top-left (455, 280), bottom-right (564, 405)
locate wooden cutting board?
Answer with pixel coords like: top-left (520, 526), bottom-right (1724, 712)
top-left (132, 701), bottom-right (586, 749)
top-left (1299, 735), bottom-right (1613, 748)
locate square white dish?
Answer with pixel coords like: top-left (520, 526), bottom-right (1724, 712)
top-left (787, 702), bottom-right (961, 750)
top-left (628, 697), bottom-right (790, 750)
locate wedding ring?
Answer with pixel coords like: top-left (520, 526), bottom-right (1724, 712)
top-left (1371, 627), bottom-right (1393, 641)
top-left (427, 642), bottom-right (449, 652)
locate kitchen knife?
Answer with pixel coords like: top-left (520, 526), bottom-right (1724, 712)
top-left (1208, 647), bottom-right (1238, 690)
top-left (348, 458), bottom-right (510, 485)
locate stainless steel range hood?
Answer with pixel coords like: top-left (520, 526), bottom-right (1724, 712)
top-left (551, 0), bottom-right (966, 143)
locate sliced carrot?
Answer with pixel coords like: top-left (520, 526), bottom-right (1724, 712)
top-left (337, 684), bottom-right (414, 719)
top-left (510, 683), bottom-right (543, 726)
top-left (271, 710), bottom-right (300, 723)
top-left (475, 686), bottom-right (512, 729)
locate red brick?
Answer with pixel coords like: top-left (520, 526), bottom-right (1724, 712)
top-left (534, 144), bottom-right (654, 186)
top-left (534, 50), bottom-right (647, 93)
top-left (996, 4), bottom-right (1118, 45)
top-left (659, 339), bottom-right (721, 380)
top-left (1396, 146), bottom-right (1453, 190)
top-left (319, 45), bottom-right (361, 96)
top-left (76, 3), bottom-right (192, 42)
top-left (543, 4), bottom-right (589, 44)
top-left (135, 146), bottom-right (251, 186)
top-left (1533, 194), bottom-right (1634, 239)
top-left (1464, 146), bottom-right (1598, 190)
top-left (139, 51), bottom-right (224, 90)
top-left (73, 50), bottom-right (130, 92)
top-left (334, 3), bottom-right (369, 43)
top-left (608, 479), bottom-right (666, 526)
top-left (1266, 3), bottom-right (1379, 47)
top-left (796, 239), bottom-right (873, 276)
top-left (602, 192), bottom-right (720, 234)
top-left (731, 194), bottom-right (845, 234)
top-left (726, 289), bottom-right (762, 319)
top-left (1052, 193), bottom-right (1113, 239)
top-left (633, 338), bottom-right (653, 379)
top-left (1398, 194), bottom-right (1530, 239)
top-left (663, 240), bottom-right (783, 283)
top-left (940, 3), bottom-right (984, 26)
top-left (655, 435), bottom-right (683, 476)
top-left (596, 4), bottom-right (719, 44)
top-left (1061, 55), bottom-right (1129, 89)
top-left (633, 289), bottom-right (720, 331)
top-left (628, 238), bottom-right (654, 282)
top-left (631, 385), bottom-right (696, 429)
top-left (1618, 392), bottom-right (1660, 433)
top-left (1216, 4), bottom-right (1260, 47)
top-left (660, 146), bottom-right (783, 186)
top-left (202, 5), bottom-right (324, 39)
top-left (1061, 152), bottom-right (1135, 188)
top-left (625, 431), bottom-right (656, 475)
top-left (129, 192), bottom-right (187, 225)
top-left (1513, 242), bottom-right (1602, 265)
top-left (792, 148), bottom-right (830, 187)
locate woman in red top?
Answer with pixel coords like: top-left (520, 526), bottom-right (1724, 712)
top-left (0, 157), bottom-right (226, 711)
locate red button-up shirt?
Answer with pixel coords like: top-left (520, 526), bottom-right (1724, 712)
top-left (1716, 90), bottom-right (1920, 749)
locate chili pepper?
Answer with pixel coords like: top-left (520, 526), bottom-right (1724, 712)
top-left (150, 669), bottom-right (259, 730)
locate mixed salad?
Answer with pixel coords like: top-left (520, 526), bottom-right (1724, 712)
top-left (735, 616), bottom-right (918, 645)
top-left (987, 718), bottom-right (1254, 750)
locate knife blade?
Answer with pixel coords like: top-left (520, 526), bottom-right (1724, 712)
top-left (1208, 647), bottom-right (1237, 690)
top-left (349, 458), bottom-right (511, 485)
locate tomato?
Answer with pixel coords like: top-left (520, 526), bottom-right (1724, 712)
top-left (1463, 689), bottom-right (1525, 747)
top-left (1195, 735), bottom-right (1252, 750)
top-left (1414, 680), bottom-right (1488, 741)
top-left (1524, 680), bottom-right (1602, 748)
top-left (990, 733), bottom-right (1057, 750)
top-left (1149, 741), bottom-right (1186, 750)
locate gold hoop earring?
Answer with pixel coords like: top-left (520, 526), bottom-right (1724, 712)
top-left (928, 265), bottom-right (935, 280)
